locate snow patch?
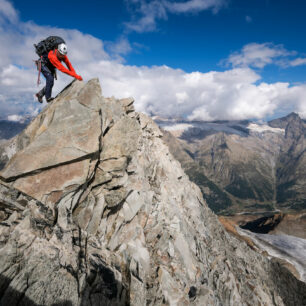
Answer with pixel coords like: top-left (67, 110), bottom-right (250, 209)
top-left (247, 123), bottom-right (285, 134)
top-left (163, 123), bottom-right (194, 131)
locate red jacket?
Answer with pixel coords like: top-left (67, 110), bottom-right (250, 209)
top-left (48, 50), bottom-right (78, 78)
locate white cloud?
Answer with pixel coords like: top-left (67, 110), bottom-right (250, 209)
top-left (124, 0), bottom-right (168, 33)
top-left (289, 57), bottom-right (306, 67)
top-left (105, 36), bottom-right (133, 61)
top-left (86, 61), bottom-right (306, 120)
top-left (225, 43), bottom-right (296, 68)
top-left (1, 0), bottom-right (306, 122)
top-left (176, 92), bottom-right (189, 104)
top-left (124, 0), bottom-right (225, 33)
top-left (0, 0), bottom-right (17, 23)
top-left (166, 0), bottom-right (225, 14)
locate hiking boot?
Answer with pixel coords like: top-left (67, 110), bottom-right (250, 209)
top-left (46, 97), bottom-right (54, 103)
top-left (35, 92), bottom-right (43, 103)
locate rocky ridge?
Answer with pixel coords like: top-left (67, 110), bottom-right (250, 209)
top-left (0, 79), bottom-right (305, 305)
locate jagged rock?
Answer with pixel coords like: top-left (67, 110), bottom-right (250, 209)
top-left (0, 79), bottom-right (305, 306)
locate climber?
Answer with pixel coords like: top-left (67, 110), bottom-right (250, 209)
top-left (35, 40), bottom-right (83, 103)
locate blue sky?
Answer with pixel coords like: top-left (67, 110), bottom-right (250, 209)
top-left (11, 0), bottom-right (306, 76)
top-left (1, 0), bottom-right (306, 121)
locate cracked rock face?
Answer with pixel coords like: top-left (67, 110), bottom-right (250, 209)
top-left (0, 79), bottom-right (305, 306)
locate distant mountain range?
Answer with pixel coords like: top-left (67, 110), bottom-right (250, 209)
top-left (159, 113), bottom-right (306, 215)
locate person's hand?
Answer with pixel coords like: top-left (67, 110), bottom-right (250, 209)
top-left (76, 75), bottom-right (83, 81)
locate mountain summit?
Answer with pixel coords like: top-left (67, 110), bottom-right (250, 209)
top-left (0, 79), bottom-right (305, 305)
top-left (268, 112), bottom-right (303, 129)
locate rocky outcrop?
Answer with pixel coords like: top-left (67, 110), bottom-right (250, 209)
top-left (0, 79), bottom-right (305, 305)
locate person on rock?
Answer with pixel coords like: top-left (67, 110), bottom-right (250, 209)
top-left (35, 43), bottom-right (83, 103)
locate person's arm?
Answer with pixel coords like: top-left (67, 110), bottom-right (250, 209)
top-left (48, 51), bottom-right (79, 78)
top-left (63, 55), bottom-right (76, 74)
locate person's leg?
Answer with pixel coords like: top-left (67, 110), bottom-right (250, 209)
top-left (41, 65), bottom-right (54, 101)
top-left (35, 88), bottom-right (44, 103)
top-left (37, 86), bottom-right (45, 97)
top-left (35, 83), bottom-right (45, 104)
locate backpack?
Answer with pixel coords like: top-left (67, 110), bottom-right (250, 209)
top-left (34, 36), bottom-right (65, 57)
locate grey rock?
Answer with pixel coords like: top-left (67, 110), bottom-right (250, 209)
top-left (0, 79), bottom-right (305, 306)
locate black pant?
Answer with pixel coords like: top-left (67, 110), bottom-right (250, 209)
top-left (39, 64), bottom-right (55, 100)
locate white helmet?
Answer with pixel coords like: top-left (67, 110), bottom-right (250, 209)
top-left (58, 43), bottom-right (68, 55)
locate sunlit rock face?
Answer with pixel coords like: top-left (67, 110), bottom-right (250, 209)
top-left (0, 79), bottom-right (305, 305)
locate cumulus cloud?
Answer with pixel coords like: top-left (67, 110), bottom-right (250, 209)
top-left (124, 0), bottom-right (225, 33)
top-left (105, 36), bottom-right (133, 61)
top-left (225, 43), bottom-right (306, 70)
top-left (225, 43), bottom-right (296, 68)
top-left (80, 60), bottom-right (306, 120)
top-left (1, 0), bottom-right (306, 122)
